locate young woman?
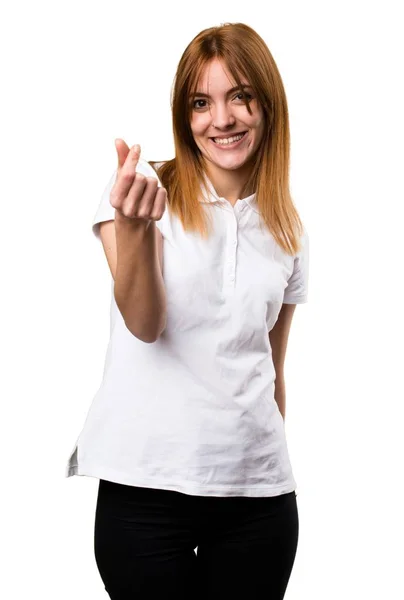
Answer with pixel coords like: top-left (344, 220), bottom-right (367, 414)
top-left (66, 22), bottom-right (309, 599)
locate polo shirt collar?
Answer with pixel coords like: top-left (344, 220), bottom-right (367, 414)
top-left (200, 175), bottom-right (259, 213)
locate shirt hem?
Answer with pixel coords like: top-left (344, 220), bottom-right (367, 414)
top-left (283, 295), bottom-right (307, 304)
top-left (65, 461), bottom-right (297, 498)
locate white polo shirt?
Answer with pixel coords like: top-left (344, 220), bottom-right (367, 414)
top-left (65, 157), bottom-right (309, 497)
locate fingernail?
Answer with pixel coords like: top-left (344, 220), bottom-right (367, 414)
top-left (133, 144), bottom-right (140, 153)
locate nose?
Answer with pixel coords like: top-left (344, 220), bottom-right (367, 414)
top-left (211, 102), bottom-right (236, 130)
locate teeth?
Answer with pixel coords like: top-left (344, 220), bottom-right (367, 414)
top-left (213, 133), bottom-right (245, 145)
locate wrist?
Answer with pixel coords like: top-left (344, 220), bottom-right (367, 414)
top-left (114, 209), bottom-right (153, 231)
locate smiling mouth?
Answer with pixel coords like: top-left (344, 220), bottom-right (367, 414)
top-left (210, 131), bottom-right (248, 145)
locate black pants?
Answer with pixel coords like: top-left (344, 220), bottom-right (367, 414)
top-left (94, 479), bottom-right (299, 599)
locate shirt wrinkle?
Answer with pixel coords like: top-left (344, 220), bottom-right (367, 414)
top-left (65, 157), bottom-right (309, 498)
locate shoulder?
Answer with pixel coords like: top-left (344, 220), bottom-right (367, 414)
top-left (135, 158), bottom-right (162, 179)
top-left (136, 159), bottom-right (170, 187)
top-left (298, 225), bottom-right (309, 255)
top-left (150, 161), bottom-right (167, 170)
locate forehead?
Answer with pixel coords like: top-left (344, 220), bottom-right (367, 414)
top-left (195, 58), bottom-right (249, 92)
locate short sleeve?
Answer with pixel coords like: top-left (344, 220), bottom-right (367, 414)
top-left (283, 227), bottom-right (309, 304)
top-left (92, 170), bottom-right (117, 239)
top-left (91, 158), bottom-right (166, 240)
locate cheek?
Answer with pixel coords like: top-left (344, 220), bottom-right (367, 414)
top-left (251, 116), bottom-right (265, 142)
top-left (238, 106), bottom-right (262, 131)
top-left (190, 114), bottom-right (209, 137)
top-left (255, 118), bottom-right (264, 133)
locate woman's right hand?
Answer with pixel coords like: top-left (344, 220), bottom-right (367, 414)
top-left (110, 139), bottom-right (167, 224)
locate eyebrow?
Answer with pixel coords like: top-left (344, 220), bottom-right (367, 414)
top-left (189, 84), bottom-right (252, 98)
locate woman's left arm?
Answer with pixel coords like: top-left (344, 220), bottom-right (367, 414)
top-left (268, 304), bottom-right (297, 420)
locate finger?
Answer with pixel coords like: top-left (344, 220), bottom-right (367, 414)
top-left (139, 177), bottom-right (158, 219)
top-left (115, 172), bottom-right (148, 217)
top-left (114, 138), bottom-right (130, 171)
top-left (122, 143), bottom-right (141, 174)
top-left (111, 144), bottom-right (142, 204)
top-left (149, 186), bottom-right (167, 221)
top-left (132, 177), bottom-right (159, 220)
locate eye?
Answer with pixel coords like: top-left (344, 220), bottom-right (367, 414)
top-left (234, 92), bottom-right (253, 101)
top-left (193, 99), bottom-right (208, 110)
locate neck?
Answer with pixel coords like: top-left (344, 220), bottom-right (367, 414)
top-left (204, 160), bottom-right (255, 203)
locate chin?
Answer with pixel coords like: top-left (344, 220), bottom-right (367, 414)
top-left (216, 161), bottom-right (247, 171)
top-left (214, 153), bottom-right (252, 169)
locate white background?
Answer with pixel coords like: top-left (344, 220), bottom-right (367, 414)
top-left (1, 0), bottom-right (403, 598)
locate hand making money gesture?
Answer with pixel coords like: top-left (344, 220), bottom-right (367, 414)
top-left (110, 139), bottom-right (167, 224)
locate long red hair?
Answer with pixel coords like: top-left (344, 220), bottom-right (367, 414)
top-left (150, 22), bottom-right (305, 255)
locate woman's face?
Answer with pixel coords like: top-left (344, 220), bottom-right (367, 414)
top-left (189, 58), bottom-right (265, 174)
